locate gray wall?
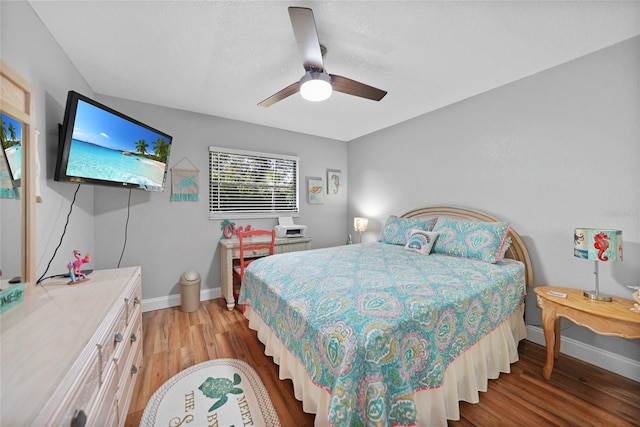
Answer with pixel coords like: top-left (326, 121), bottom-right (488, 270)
top-left (1, 1), bottom-right (96, 282)
top-left (348, 36), bottom-right (640, 364)
top-left (91, 96), bottom-right (347, 300)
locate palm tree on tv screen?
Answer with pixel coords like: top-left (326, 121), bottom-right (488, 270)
top-left (8, 122), bottom-right (16, 143)
top-left (0, 116), bottom-right (6, 149)
top-left (152, 138), bottom-right (169, 163)
top-left (135, 139), bottom-right (148, 156)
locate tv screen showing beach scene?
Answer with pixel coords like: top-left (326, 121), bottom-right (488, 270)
top-left (56, 92), bottom-right (172, 191)
top-left (1, 112), bottom-right (22, 181)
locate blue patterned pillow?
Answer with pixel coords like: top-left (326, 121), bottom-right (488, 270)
top-left (431, 217), bottom-right (511, 263)
top-left (404, 229), bottom-right (440, 255)
top-left (378, 215), bottom-right (437, 246)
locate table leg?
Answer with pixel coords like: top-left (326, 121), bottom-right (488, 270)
top-left (553, 317), bottom-right (561, 359)
top-left (220, 247), bottom-right (235, 310)
top-left (541, 305), bottom-right (558, 380)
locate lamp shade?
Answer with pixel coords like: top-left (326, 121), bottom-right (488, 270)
top-left (574, 228), bottom-right (622, 262)
top-left (354, 217), bottom-right (369, 233)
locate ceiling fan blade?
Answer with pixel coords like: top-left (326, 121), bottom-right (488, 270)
top-left (258, 81), bottom-right (300, 107)
top-left (288, 7), bottom-right (324, 70)
top-left (330, 74), bottom-right (387, 101)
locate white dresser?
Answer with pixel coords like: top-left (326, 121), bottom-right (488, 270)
top-left (0, 267), bottom-right (143, 426)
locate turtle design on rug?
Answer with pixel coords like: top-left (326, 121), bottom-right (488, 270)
top-left (199, 373), bottom-right (244, 411)
top-left (141, 359), bottom-right (281, 427)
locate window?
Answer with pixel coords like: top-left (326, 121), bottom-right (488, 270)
top-left (209, 146), bottom-right (299, 219)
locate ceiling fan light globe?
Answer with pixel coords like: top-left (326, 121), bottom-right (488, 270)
top-left (300, 71), bottom-right (332, 102)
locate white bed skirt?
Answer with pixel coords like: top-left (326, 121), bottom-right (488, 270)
top-left (244, 304), bottom-right (526, 427)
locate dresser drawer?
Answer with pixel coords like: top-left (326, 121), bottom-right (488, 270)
top-left (274, 241), bottom-right (311, 254)
top-left (124, 275), bottom-right (142, 326)
top-left (242, 248), bottom-right (272, 258)
top-left (117, 336), bottom-right (143, 424)
top-left (87, 362), bottom-right (119, 427)
top-left (97, 301), bottom-right (127, 384)
top-left (115, 308), bottom-right (141, 384)
top-left (51, 349), bottom-right (102, 427)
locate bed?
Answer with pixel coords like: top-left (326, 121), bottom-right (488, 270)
top-left (239, 206), bottom-right (533, 426)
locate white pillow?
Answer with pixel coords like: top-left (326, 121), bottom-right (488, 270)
top-left (404, 229), bottom-right (439, 255)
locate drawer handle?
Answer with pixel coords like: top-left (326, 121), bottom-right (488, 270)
top-left (71, 409), bottom-right (87, 427)
top-left (114, 332), bottom-right (123, 343)
top-left (130, 333), bottom-right (137, 343)
top-left (134, 296), bottom-right (140, 305)
top-left (131, 364), bottom-right (138, 375)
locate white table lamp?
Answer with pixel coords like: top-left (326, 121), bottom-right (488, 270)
top-left (574, 228), bottom-right (622, 302)
top-left (354, 217), bottom-right (369, 243)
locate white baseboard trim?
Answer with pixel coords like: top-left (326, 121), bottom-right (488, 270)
top-left (526, 325), bottom-right (640, 382)
top-left (142, 287), bottom-right (222, 313)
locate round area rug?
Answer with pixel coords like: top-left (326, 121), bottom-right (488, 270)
top-left (141, 358), bottom-right (281, 427)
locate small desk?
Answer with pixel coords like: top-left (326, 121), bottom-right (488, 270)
top-left (534, 286), bottom-right (640, 380)
top-left (219, 235), bottom-right (312, 310)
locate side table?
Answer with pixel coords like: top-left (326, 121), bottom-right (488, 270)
top-left (534, 286), bottom-right (640, 380)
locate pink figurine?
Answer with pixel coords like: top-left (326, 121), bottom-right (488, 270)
top-left (67, 250), bottom-right (91, 284)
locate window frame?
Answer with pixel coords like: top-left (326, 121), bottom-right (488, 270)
top-left (208, 146), bottom-right (300, 220)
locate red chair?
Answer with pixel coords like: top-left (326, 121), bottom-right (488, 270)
top-left (232, 229), bottom-right (276, 306)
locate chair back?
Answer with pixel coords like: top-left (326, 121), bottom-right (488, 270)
top-left (237, 229), bottom-right (276, 279)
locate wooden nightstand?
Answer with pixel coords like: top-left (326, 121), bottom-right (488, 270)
top-left (534, 286), bottom-right (640, 380)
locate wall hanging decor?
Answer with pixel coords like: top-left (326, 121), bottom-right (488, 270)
top-left (306, 176), bottom-right (324, 204)
top-left (326, 168), bottom-right (341, 195)
top-left (220, 219), bottom-right (254, 239)
top-left (170, 157), bottom-right (199, 201)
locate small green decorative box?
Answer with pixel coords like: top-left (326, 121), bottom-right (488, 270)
top-left (0, 283), bottom-right (25, 314)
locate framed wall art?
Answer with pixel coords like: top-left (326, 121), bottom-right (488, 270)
top-left (326, 168), bottom-right (341, 195)
top-left (306, 176), bottom-right (324, 204)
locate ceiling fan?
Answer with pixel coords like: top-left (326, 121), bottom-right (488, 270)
top-left (258, 7), bottom-right (387, 107)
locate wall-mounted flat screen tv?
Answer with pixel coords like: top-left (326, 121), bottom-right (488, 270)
top-left (55, 91), bottom-right (173, 191)
top-left (1, 112), bottom-right (22, 183)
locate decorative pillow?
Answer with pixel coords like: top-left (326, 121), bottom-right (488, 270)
top-left (404, 229), bottom-right (440, 255)
top-left (431, 217), bottom-right (511, 263)
top-left (378, 215), bottom-right (437, 246)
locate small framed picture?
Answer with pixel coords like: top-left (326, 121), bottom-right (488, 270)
top-left (306, 176), bottom-right (324, 204)
top-left (326, 168), bottom-right (341, 195)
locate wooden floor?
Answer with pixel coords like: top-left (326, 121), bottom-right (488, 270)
top-left (125, 298), bottom-right (640, 427)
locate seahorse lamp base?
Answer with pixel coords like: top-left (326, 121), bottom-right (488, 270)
top-left (583, 260), bottom-right (613, 302)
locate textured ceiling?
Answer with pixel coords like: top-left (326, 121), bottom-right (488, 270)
top-left (28, 1), bottom-right (640, 142)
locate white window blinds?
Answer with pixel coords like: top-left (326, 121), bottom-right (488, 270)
top-left (209, 147), bottom-right (299, 219)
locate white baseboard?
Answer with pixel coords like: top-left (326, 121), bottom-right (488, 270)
top-left (526, 325), bottom-right (640, 382)
top-left (142, 287), bottom-right (222, 313)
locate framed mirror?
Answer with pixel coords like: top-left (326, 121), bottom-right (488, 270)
top-left (1, 60), bottom-right (35, 290)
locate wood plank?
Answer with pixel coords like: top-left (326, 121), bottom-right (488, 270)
top-left (125, 299), bottom-right (640, 427)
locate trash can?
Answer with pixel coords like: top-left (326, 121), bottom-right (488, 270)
top-left (179, 270), bottom-right (201, 313)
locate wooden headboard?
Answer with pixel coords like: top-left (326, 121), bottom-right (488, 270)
top-left (402, 206), bottom-right (533, 286)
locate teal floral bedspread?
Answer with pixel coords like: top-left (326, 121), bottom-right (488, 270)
top-left (239, 242), bottom-right (525, 426)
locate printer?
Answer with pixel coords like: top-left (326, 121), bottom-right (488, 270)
top-left (275, 217), bottom-right (307, 238)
